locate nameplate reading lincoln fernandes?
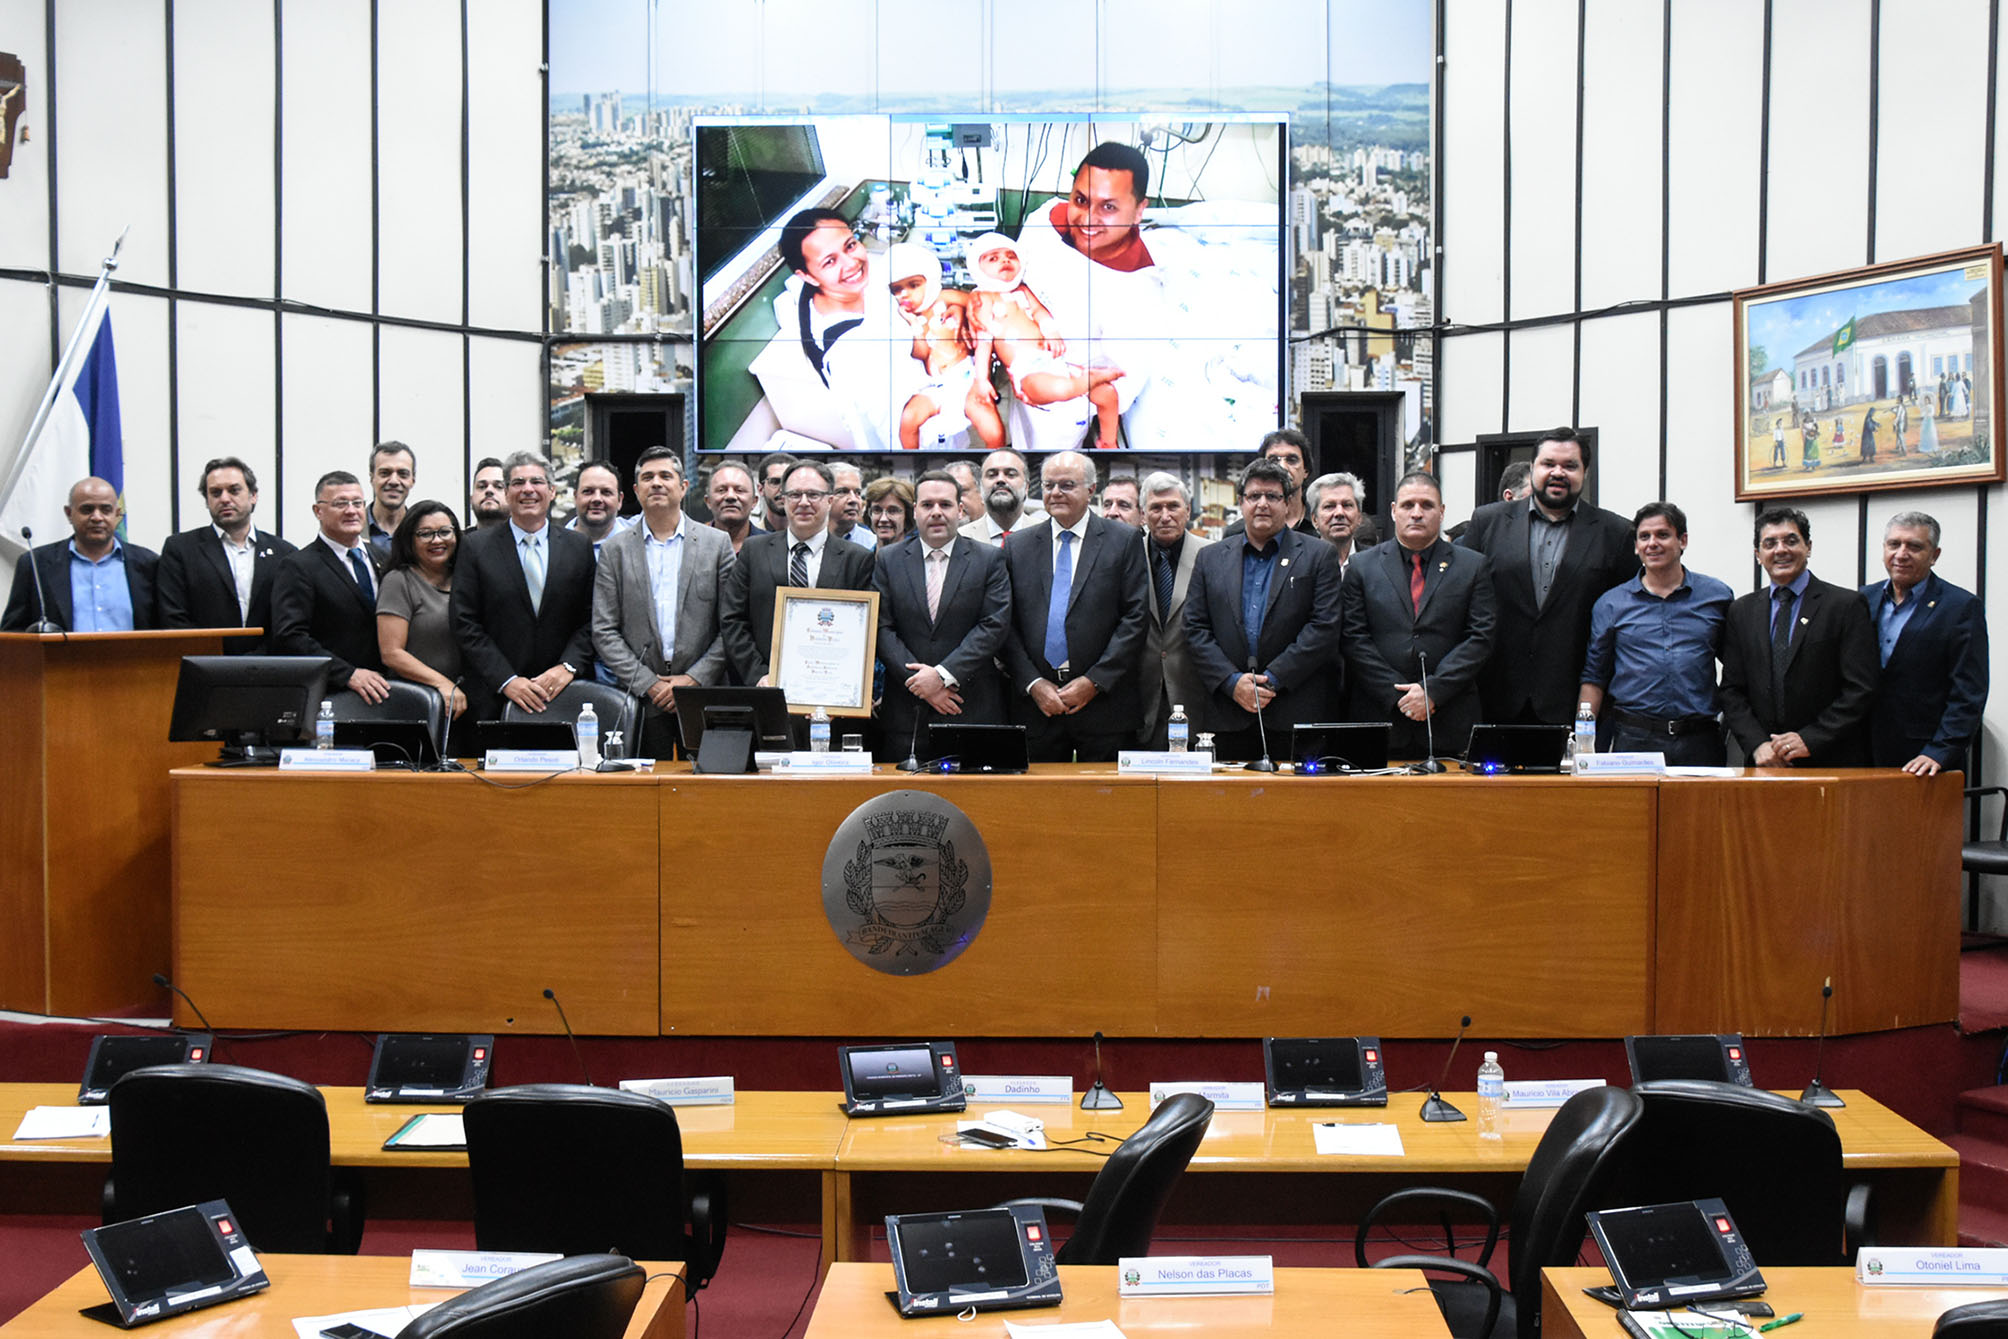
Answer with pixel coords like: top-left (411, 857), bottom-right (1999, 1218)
top-left (822, 791), bottom-right (993, 975)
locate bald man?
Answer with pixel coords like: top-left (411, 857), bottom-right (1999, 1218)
top-left (3, 477), bottom-right (159, 631)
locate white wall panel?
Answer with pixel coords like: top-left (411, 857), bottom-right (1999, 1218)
top-left (1765, 0), bottom-right (1873, 283)
top-left (1865, 487), bottom-right (1981, 591)
top-left (1438, 445), bottom-right (1477, 526)
top-left (1666, 0), bottom-right (1763, 299)
top-left (1505, 0), bottom-right (1578, 321)
top-left (60, 288), bottom-right (172, 548)
top-left (376, 0), bottom-right (463, 324)
top-left (176, 305), bottom-right (276, 527)
top-left (378, 327), bottom-right (465, 491)
top-left (466, 0), bottom-right (541, 332)
top-left (173, 0), bottom-right (274, 299)
top-left (54, 0), bottom-right (168, 286)
top-left (878, 0), bottom-right (986, 106)
top-left (1504, 323), bottom-right (1573, 431)
top-left (468, 338), bottom-right (544, 480)
top-left (1442, 0), bottom-right (1506, 325)
top-left (1575, 311), bottom-right (1661, 514)
top-left (1579, 4), bottom-right (1664, 310)
top-left (1875, 0), bottom-right (1989, 262)
top-left (1437, 330), bottom-right (1503, 445)
top-left (1662, 303), bottom-right (1745, 588)
top-left (0, 0), bottom-right (50, 270)
top-left (279, 314), bottom-right (373, 542)
top-left (1102, 0), bottom-right (1215, 107)
top-left (280, 0), bottom-right (372, 311)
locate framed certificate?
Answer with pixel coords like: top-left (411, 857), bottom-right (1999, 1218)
top-left (770, 586), bottom-right (880, 716)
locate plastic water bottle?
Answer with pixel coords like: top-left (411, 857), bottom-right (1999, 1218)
top-left (315, 700), bottom-right (335, 750)
top-left (1167, 704), bottom-right (1189, 752)
top-left (576, 701), bottom-right (599, 767)
top-left (809, 705), bottom-right (831, 753)
top-left (1476, 1051), bottom-right (1505, 1140)
top-left (1572, 701), bottom-right (1597, 774)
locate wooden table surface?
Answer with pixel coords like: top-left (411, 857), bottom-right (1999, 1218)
top-left (0, 1255), bottom-right (685, 1339)
top-left (1542, 1266), bottom-right (2008, 1338)
top-left (804, 1263), bottom-right (1451, 1338)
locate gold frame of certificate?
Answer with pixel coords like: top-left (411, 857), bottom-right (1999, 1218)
top-left (768, 586), bottom-right (881, 717)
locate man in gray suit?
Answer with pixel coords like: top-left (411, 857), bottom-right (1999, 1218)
top-left (1137, 471), bottom-right (1212, 749)
top-left (591, 447), bottom-right (733, 758)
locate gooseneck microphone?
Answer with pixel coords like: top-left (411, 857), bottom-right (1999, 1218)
top-left (544, 987), bottom-right (594, 1086)
top-left (1800, 977), bottom-right (1845, 1108)
top-left (1419, 1014), bottom-right (1472, 1122)
top-left (1411, 649), bottom-right (1445, 774)
top-left (19, 526), bottom-right (61, 633)
top-left (152, 972), bottom-right (227, 1059)
top-left (1080, 1029), bottom-right (1124, 1110)
top-left (897, 699), bottom-right (927, 773)
top-left (1243, 661), bottom-right (1277, 773)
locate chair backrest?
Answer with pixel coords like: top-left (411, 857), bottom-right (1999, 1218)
top-left (1057, 1093), bottom-right (1214, 1265)
top-left (107, 1063), bottom-right (336, 1253)
top-left (325, 682), bottom-right (447, 755)
top-left (501, 681), bottom-right (638, 743)
top-left (1936, 1299), bottom-right (2008, 1338)
top-left (394, 1254), bottom-right (645, 1339)
top-left (1505, 1084), bottom-right (1646, 1339)
top-left (1614, 1080), bottom-right (1849, 1267)
top-left (463, 1084), bottom-right (686, 1261)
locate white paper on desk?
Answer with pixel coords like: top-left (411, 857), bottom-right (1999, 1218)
top-left (387, 1113), bottom-right (465, 1147)
top-left (1003, 1321), bottom-right (1125, 1338)
top-left (1664, 766), bottom-right (1746, 778)
top-left (12, 1105), bottom-right (110, 1139)
top-left (290, 1304), bottom-right (437, 1339)
top-left (1313, 1122), bottom-right (1405, 1156)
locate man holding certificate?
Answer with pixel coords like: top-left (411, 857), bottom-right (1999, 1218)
top-left (721, 460), bottom-right (877, 687)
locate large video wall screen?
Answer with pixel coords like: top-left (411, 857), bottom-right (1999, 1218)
top-left (695, 114), bottom-right (1286, 455)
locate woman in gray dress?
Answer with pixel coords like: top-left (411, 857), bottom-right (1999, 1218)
top-left (378, 500), bottom-right (466, 743)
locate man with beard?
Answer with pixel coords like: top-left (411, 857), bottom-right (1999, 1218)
top-left (469, 458), bottom-right (508, 530)
top-left (566, 461), bottom-right (637, 558)
top-left (157, 456), bottom-right (296, 652)
top-left (960, 447), bottom-right (1043, 546)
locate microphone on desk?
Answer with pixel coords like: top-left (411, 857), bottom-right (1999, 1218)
top-left (152, 972), bottom-right (228, 1060)
top-left (1080, 1030), bottom-right (1124, 1110)
top-left (1243, 661), bottom-right (1277, 773)
top-left (1409, 649), bottom-right (1445, 774)
top-left (1419, 1014), bottom-right (1472, 1122)
top-left (897, 700), bottom-right (928, 773)
top-left (19, 526), bottom-right (62, 634)
top-left (544, 988), bottom-right (594, 1086)
top-left (1800, 977), bottom-right (1846, 1108)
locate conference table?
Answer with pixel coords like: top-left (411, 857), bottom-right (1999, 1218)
top-left (1541, 1266), bottom-right (2008, 1338)
top-left (0, 1085), bottom-right (1959, 1265)
top-left (0, 1254), bottom-right (686, 1339)
top-left (804, 1263), bottom-right (1451, 1337)
top-left (166, 764), bottom-right (1961, 1040)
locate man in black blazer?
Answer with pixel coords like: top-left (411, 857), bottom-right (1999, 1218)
top-left (875, 471), bottom-right (1012, 763)
top-left (2, 477), bottom-right (159, 632)
top-left (1342, 471), bottom-right (1495, 760)
top-left (449, 451), bottom-right (597, 719)
top-left (1183, 459), bottom-right (1344, 762)
top-left (1456, 427), bottom-right (1634, 725)
top-left (1720, 506), bottom-right (1879, 767)
top-left (1861, 511), bottom-right (1989, 776)
top-left (157, 456), bottom-right (296, 652)
top-left (269, 470), bottom-right (388, 698)
top-left (721, 460), bottom-right (876, 686)
top-left (1000, 451), bottom-right (1150, 760)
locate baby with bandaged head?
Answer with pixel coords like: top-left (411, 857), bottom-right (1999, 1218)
top-left (885, 242), bottom-right (1004, 451)
top-left (967, 232), bottom-right (1124, 450)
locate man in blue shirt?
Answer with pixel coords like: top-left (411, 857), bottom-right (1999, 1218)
top-left (1578, 501), bottom-right (1733, 766)
top-left (2, 476), bottom-right (158, 631)
top-left (1861, 511), bottom-right (1989, 776)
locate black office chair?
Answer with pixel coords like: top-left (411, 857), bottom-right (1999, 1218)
top-left (394, 1254), bottom-right (646, 1339)
top-left (1936, 1299), bottom-right (2008, 1338)
top-left (1617, 1079), bottom-right (1871, 1266)
top-left (324, 682), bottom-right (448, 758)
top-left (502, 681), bottom-right (639, 745)
top-left (999, 1092), bottom-right (1214, 1264)
top-left (105, 1062), bottom-right (364, 1254)
top-left (462, 1084), bottom-right (726, 1291)
top-left (1965, 787), bottom-right (2008, 931)
top-left (1358, 1083), bottom-right (1645, 1339)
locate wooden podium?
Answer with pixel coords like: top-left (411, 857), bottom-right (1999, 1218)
top-left (0, 629), bottom-right (248, 1017)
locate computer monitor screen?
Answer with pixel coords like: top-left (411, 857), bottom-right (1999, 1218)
top-left (846, 1044), bottom-right (943, 1100)
top-left (1268, 1038), bottom-right (1366, 1092)
top-left (1627, 1034), bottom-right (1743, 1084)
top-left (91, 1208), bottom-right (237, 1299)
top-left (372, 1035), bottom-right (472, 1090)
top-left (167, 655), bottom-right (334, 764)
top-left (676, 686), bottom-right (797, 753)
top-left (892, 1210), bottom-right (1032, 1294)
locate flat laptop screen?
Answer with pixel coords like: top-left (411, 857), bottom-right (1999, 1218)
top-left (1630, 1036), bottom-right (1733, 1083)
top-left (92, 1209), bottom-right (236, 1299)
top-left (374, 1035), bottom-right (471, 1089)
top-left (894, 1211), bottom-right (1032, 1294)
top-left (847, 1045), bottom-right (941, 1100)
top-left (1269, 1038), bottom-right (1365, 1091)
top-left (1596, 1202), bottom-right (1734, 1284)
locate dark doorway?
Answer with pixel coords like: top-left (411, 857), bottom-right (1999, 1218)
top-left (586, 393), bottom-right (685, 518)
top-left (1300, 390), bottom-right (1406, 528)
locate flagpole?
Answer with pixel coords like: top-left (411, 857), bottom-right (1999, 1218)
top-left (0, 227), bottom-right (128, 513)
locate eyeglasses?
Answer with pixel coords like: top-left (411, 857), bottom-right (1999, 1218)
top-left (318, 498), bottom-right (368, 511)
top-left (1242, 491), bottom-right (1286, 505)
top-left (414, 529), bottom-right (457, 542)
top-left (508, 479), bottom-right (550, 491)
top-left (783, 489), bottom-right (830, 502)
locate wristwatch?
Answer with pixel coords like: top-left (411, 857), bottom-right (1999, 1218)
top-left (561, 662), bottom-right (577, 675)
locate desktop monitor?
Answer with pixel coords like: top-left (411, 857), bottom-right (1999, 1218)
top-left (167, 656), bottom-right (335, 766)
top-left (675, 686), bottom-right (796, 772)
top-left (1625, 1033), bottom-right (1754, 1086)
top-left (78, 1033), bottom-right (213, 1105)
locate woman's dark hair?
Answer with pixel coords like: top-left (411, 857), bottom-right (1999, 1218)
top-left (389, 499), bottom-right (461, 572)
top-left (779, 207), bottom-right (851, 274)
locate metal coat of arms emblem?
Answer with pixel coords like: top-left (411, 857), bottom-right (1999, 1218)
top-left (821, 790), bottom-right (993, 975)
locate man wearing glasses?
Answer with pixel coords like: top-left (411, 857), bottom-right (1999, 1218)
top-left (449, 451), bottom-right (597, 719)
top-left (270, 470), bottom-right (390, 701)
top-left (721, 460), bottom-right (876, 689)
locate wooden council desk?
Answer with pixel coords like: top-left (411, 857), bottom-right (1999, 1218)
top-left (0, 1254), bottom-right (685, 1339)
top-left (167, 766), bottom-right (1960, 1040)
top-left (1542, 1266), bottom-right (2008, 1338)
top-left (805, 1263), bottom-right (1450, 1338)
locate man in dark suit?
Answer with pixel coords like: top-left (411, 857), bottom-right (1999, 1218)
top-left (1000, 451), bottom-right (1149, 761)
top-left (269, 470), bottom-right (388, 698)
top-left (3, 476), bottom-right (159, 632)
top-left (875, 470), bottom-right (1012, 763)
top-left (157, 456), bottom-right (296, 652)
top-left (1456, 427), bottom-right (1634, 725)
top-left (1720, 506), bottom-right (1879, 766)
top-left (1861, 510), bottom-right (1989, 776)
top-left (721, 460), bottom-right (876, 687)
top-left (1342, 471), bottom-right (1495, 760)
top-left (449, 451), bottom-right (597, 719)
top-left (1137, 471), bottom-right (1213, 749)
top-left (1184, 458), bottom-right (1344, 763)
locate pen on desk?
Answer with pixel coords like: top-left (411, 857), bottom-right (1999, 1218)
top-left (1758, 1313), bottom-right (1803, 1332)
